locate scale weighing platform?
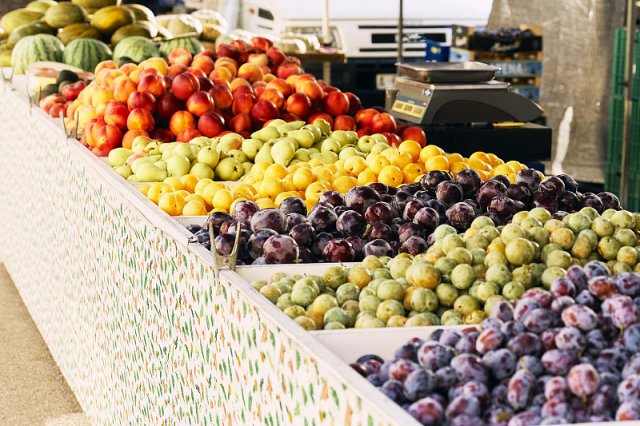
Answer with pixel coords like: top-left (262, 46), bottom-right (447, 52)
top-left (387, 62), bottom-right (551, 163)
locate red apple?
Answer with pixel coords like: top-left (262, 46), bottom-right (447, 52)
top-left (285, 93), bottom-right (312, 118)
top-left (127, 91), bottom-right (156, 112)
top-left (156, 93), bottom-right (183, 123)
top-left (324, 91), bottom-right (350, 117)
top-left (104, 101), bottom-right (129, 129)
top-left (186, 91), bottom-right (215, 117)
top-left (171, 72), bottom-right (200, 101)
top-left (333, 115), bottom-right (356, 131)
top-left (208, 84), bottom-right (233, 110)
top-left (197, 111), bottom-right (226, 137)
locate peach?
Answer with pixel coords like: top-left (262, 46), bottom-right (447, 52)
top-left (294, 74), bottom-right (316, 92)
top-left (355, 108), bottom-right (378, 129)
top-left (119, 63), bottom-right (138, 76)
top-left (230, 78), bottom-right (251, 92)
top-left (127, 107), bottom-right (155, 132)
top-left (122, 129), bottom-right (148, 149)
top-left (251, 99), bottom-right (278, 123)
top-left (94, 123), bottom-right (123, 154)
top-left (169, 110), bottom-right (196, 136)
top-left (267, 78), bottom-right (292, 97)
top-left (346, 92), bottom-right (363, 116)
top-left (308, 112), bottom-right (334, 129)
top-left (214, 57), bottom-right (238, 76)
top-left (280, 112), bottom-right (301, 122)
top-left (127, 91), bottom-right (156, 112)
top-left (156, 93), bottom-right (183, 123)
top-left (250, 36), bottom-right (273, 52)
top-left (99, 69), bottom-right (125, 88)
top-left (85, 118), bottom-right (104, 147)
top-left (276, 63), bottom-right (303, 79)
top-left (91, 87), bottom-right (115, 108)
top-left (104, 101), bottom-right (129, 129)
top-left (248, 53), bottom-right (269, 66)
top-left (197, 111), bottom-right (226, 137)
top-left (168, 47), bottom-right (192, 67)
top-left (138, 73), bottom-right (167, 97)
top-left (333, 115), bottom-right (356, 131)
top-left (233, 84), bottom-right (255, 97)
top-left (232, 92), bottom-right (256, 115)
top-left (229, 112), bottom-right (252, 133)
top-left (254, 85), bottom-right (266, 98)
top-left (138, 67), bottom-right (158, 80)
top-left (211, 78), bottom-right (231, 89)
top-left (371, 112), bottom-right (397, 133)
top-left (324, 91), bottom-right (350, 117)
top-left (187, 68), bottom-right (206, 79)
top-left (198, 77), bottom-right (214, 92)
top-left (95, 60), bottom-right (118, 75)
top-left (195, 49), bottom-right (215, 59)
top-left (150, 128), bottom-right (174, 143)
top-left (176, 128), bottom-right (202, 142)
top-left (401, 126), bottom-right (427, 146)
top-left (186, 91), bottom-right (215, 117)
top-left (209, 67), bottom-right (233, 82)
top-left (216, 44), bottom-right (240, 60)
top-left (208, 84), bottom-right (233, 110)
top-left (300, 80), bottom-right (324, 103)
top-left (285, 93), bottom-right (312, 118)
top-left (230, 39), bottom-right (249, 51)
top-left (140, 57), bottom-right (169, 76)
top-left (286, 74), bottom-right (300, 87)
top-left (259, 87), bottom-right (284, 109)
top-left (168, 64), bottom-right (189, 78)
top-left (266, 46), bottom-right (286, 66)
top-left (113, 77), bottom-right (138, 103)
top-left (95, 101), bottom-right (108, 120)
top-left (263, 73), bottom-right (276, 83)
top-left (171, 73), bottom-right (200, 101)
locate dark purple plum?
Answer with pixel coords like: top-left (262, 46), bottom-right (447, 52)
top-left (598, 192), bottom-right (622, 210)
top-left (436, 181), bottom-right (464, 206)
top-left (476, 180), bottom-right (507, 207)
top-left (400, 236), bottom-right (428, 255)
top-left (558, 191), bottom-right (580, 212)
top-left (491, 174), bottom-right (511, 187)
top-left (393, 191), bottom-right (414, 212)
top-left (250, 208), bottom-right (286, 233)
top-left (346, 236), bottom-right (366, 260)
top-left (262, 235), bottom-right (299, 264)
top-left (455, 168), bottom-right (482, 196)
top-left (248, 229), bottom-right (278, 259)
top-left (425, 199), bottom-right (447, 219)
top-left (322, 238), bottom-right (355, 262)
top-left (366, 222), bottom-right (395, 241)
top-left (297, 246), bottom-right (315, 263)
top-left (415, 190), bottom-right (435, 204)
top-left (344, 186), bottom-right (381, 213)
top-left (285, 212), bottom-right (306, 231)
top-left (488, 195), bottom-right (516, 221)
top-left (398, 222), bottom-right (424, 243)
top-left (336, 210), bottom-right (366, 237)
top-left (407, 397), bottom-right (444, 426)
top-left (318, 190), bottom-right (344, 207)
top-left (446, 202), bottom-right (476, 231)
top-left (557, 174), bottom-right (579, 193)
top-left (278, 196), bottom-right (307, 215)
top-left (421, 170), bottom-right (452, 191)
top-left (516, 168), bottom-right (542, 191)
top-left (289, 223), bottom-right (315, 246)
top-left (206, 211), bottom-right (233, 233)
top-left (403, 199), bottom-right (426, 221)
top-left (507, 183), bottom-right (532, 204)
top-left (214, 233), bottom-right (236, 256)
top-left (616, 272), bottom-right (640, 296)
top-left (533, 192), bottom-right (559, 212)
top-left (584, 261), bottom-right (610, 278)
top-left (404, 369), bottom-right (436, 401)
top-left (334, 205), bottom-right (349, 217)
top-left (365, 201), bottom-right (397, 224)
top-left (413, 207), bottom-right (440, 233)
top-left (538, 176), bottom-right (565, 196)
top-left (363, 239), bottom-right (393, 257)
top-left (307, 205), bottom-right (337, 232)
top-left (368, 182), bottom-right (390, 195)
top-left (311, 232), bottom-right (334, 256)
top-left (581, 192), bottom-right (605, 213)
top-left (232, 200), bottom-right (259, 221)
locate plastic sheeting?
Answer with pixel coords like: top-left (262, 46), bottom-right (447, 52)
top-left (489, 0), bottom-right (625, 183)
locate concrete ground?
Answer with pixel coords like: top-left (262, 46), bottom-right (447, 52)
top-left (0, 264), bottom-right (89, 426)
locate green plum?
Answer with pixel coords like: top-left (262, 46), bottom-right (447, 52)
top-left (502, 281), bottom-right (526, 300)
top-left (480, 225), bottom-right (500, 242)
top-left (597, 236), bottom-right (621, 260)
top-left (436, 283), bottom-right (459, 307)
top-left (528, 226), bottom-right (550, 247)
top-left (470, 248), bottom-right (486, 266)
top-left (465, 233), bottom-right (490, 250)
top-left (476, 281), bottom-right (500, 302)
top-left (405, 287), bottom-right (438, 313)
top-left (359, 295), bottom-right (382, 314)
top-left (614, 228), bottom-right (638, 247)
top-left (284, 305), bottom-right (306, 319)
top-left (308, 294), bottom-right (338, 316)
top-left (433, 224), bottom-right (458, 240)
top-left (324, 307), bottom-right (349, 326)
top-left (251, 280), bottom-right (268, 291)
top-left (386, 315), bottom-right (407, 327)
top-left (454, 295), bottom-right (480, 315)
top-left (544, 219), bottom-right (566, 234)
top-left (485, 264), bottom-right (512, 287)
top-left (276, 293), bottom-right (294, 310)
top-left (295, 316), bottom-right (317, 330)
top-left (405, 313), bottom-right (439, 327)
top-left (617, 246), bottom-right (638, 266)
top-left (611, 210), bottom-right (635, 229)
top-left (550, 227), bottom-right (575, 250)
top-left (361, 255), bottom-right (384, 271)
top-left (377, 279), bottom-right (405, 301)
top-left (347, 266), bottom-right (371, 289)
top-left (260, 284), bottom-right (282, 303)
top-left (591, 217), bottom-right (615, 238)
top-left (484, 251), bottom-right (508, 267)
top-left (511, 265), bottom-right (535, 289)
top-left (291, 285), bottom-right (318, 307)
top-left (528, 207), bottom-right (552, 223)
top-left (471, 216), bottom-right (495, 228)
top-left (571, 235), bottom-right (593, 259)
top-left (546, 250), bottom-right (572, 269)
top-left (579, 206), bottom-right (599, 220)
top-left (447, 247), bottom-right (473, 265)
top-left (541, 243), bottom-right (563, 263)
top-left (541, 266), bottom-right (566, 289)
top-left (336, 283), bottom-right (360, 305)
top-left (441, 233), bottom-right (465, 254)
top-left (376, 299), bottom-right (405, 322)
top-left (501, 223), bottom-right (527, 243)
top-left (511, 211), bottom-right (530, 225)
top-left (464, 310), bottom-right (488, 324)
top-left (324, 322), bottom-right (346, 330)
top-left (504, 237), bottom-right (536, 266)
top-left (323, 266), bottom-right (348, 289)
top-left (451, 264), bottom-right (475, 290)
top-left (441, 310), bottom-right (463, 325)
top-left (520, 216), bottom-right (543, 231)
top-left (388, 257), bottom-right (413, 279)
top-left (612, 261), bottom-right (633, 274)
top-left (566, 212), bottom-right (592, 233)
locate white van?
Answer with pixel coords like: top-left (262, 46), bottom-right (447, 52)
top-left (187, 0), bottom-right (494, 105)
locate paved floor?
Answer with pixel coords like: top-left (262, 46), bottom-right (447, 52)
top-left (0, 264), bottom-right (89, 426)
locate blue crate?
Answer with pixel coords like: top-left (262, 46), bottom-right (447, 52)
top-left (422, 37), bottom-right (450, 62)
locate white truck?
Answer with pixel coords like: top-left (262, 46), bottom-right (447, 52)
top-left (186, 0), bottom-right (494, 105)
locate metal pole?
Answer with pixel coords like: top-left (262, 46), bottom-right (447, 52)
top-left (398, 0), bottom-right (404, 64)
top-left (621, 0), bottom-right (637, 205)
top-left (322, 0), bottom-right (331, 83)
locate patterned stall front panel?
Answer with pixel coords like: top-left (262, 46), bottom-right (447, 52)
top-left (0, 87), bottom-right (400, 426)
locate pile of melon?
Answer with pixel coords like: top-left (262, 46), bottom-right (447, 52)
top-left (0, 0), bottom-right (227, 73)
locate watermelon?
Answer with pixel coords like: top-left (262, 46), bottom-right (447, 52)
top-left (12, 34), bottom-right (64, 74)
top-left (63, 38), bottom-right (112, 72)
top-left (112, 36), bottom-right (160, 64)
top-left (159, 37), bottom-right (204, 57)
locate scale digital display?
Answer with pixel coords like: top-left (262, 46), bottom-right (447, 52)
top-left (391, 96), bottom-right (428, 121)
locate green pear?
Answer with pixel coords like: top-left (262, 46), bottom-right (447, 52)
top-left (241, 138), bottom-right (264, 160)
top-left (267, 118), bottom-right (287, 128)
top-left (312, 118), bottom-right (331, 135)
top-left (331, 130), bottom-right (351, 147)
top-left (293, 148), bottom-right (311, 162)
top-left (131, 155), bottom-right (161, 174)
top-left (189, 136), bottom-right (212, 148)
top-left (219, 132), bottom-right (243, 148)
top-left (339, 147), bottom-right (361, 160)
top-left (288, 120), bottom-right (306, 130)
top-left (173, 143), bottom-right (195, 160)
top-left (144, 141), bottom-right (161, 152)
top-left (115, 164), bottom-right (132, 179)
top-left (319, 151), bottom-right (339, 164)
top-left (190, 162), bottom-right (215, 180)
top-left (127, 175), bottom-right (139, 182)
top-left (289, 159), bottom-right (302, 165)
top-left (167, 154), bottom-right (191, 177)
top-left (251, 126), bottom-right (281, 142)
top-left (131, 136), bottom-right (153, 154)
top-left (271, 138), bottom-right (296, 166)
top-left (242, 162), bottom-right (253, 175)
top-left (215, 157), bottom-right (244, 181)
top-left (197, 146), bottom-right (220, 168)
top-left (159, 142), bottom-right (181, 153)
top-left (371, 142), bottom-right (390, 154)
top-left (108, 147), bottom-right (133, 167)
top-left (228, 149), bottom-right (248, 163)
top-left (301, 124), bottom-right (322, 143)
top-left (371, 133), bottom-right (388, 144)
top-left (255, 141), bottom-right (274, 164)
top-left (345, 131), bottom-right (358, 143)
top-left (321, 138), bottom-right (341, 154)
top-left (309, 147), bottom-right (320, 155)
top-left (357, 135), bottom-right (376, 153)
top-left (153, 160), bottom-right (167, 170)
top-left (135, 163), bottom-right (168, 182)
top-left (287, 129), bottom-right (315, 148)
top-left (276, 121), bottom-right (304, 134)
top-left (276, 136), bottom-right (299, 150)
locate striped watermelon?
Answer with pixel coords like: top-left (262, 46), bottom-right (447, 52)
top-left (159, 37), bottom-right (204, 57)
top-left (112, 36), bottom-right (160, 64)
top-left (11, 34), bottom-right (64, 74)
top-left (63, 38), bottom-right (112, 72)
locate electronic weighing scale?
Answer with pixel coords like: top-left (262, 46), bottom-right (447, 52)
top-left (387, 62), bottom-right (551, 163)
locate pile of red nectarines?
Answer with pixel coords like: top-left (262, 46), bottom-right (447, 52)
top-left (63, 37), bottom-right (426, 156)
